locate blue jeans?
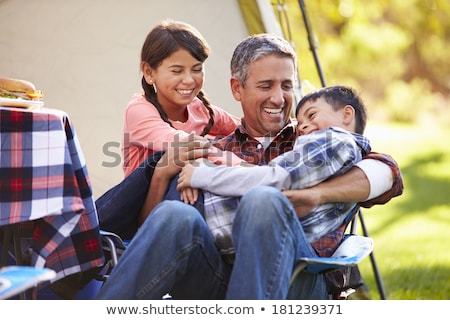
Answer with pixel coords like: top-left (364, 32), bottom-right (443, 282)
top-left (96, 186), bottom-right (328, 299)
top-left (95, 152), bottom-right (165, 240)
top-left (96, 200), bottom-right (230, 299)
top-left (229, 186), bottom-right (328, 299)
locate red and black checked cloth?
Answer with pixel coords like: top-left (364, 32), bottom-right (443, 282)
top-left (0, 106), bottom-right (104, 282)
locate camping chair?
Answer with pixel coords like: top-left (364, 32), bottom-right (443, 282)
top-left (289, 207), bottom-right (386, 300)
top-left (290, 234), bottom-right (374, 299)
top-left (94, 230), bottom-right (129, 282)
top-left (350, 209), bottom-right (387, 299)
top-left (0, 266), bottom-right (56, 300)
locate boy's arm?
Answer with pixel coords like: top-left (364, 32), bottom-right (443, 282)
top-left (186, 163), bottom-right (292, 196)
top-left (179, 128), bottom-right (367, 196)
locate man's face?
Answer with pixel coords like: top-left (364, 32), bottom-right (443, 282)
top-left (231, 55), bottom-right (295, 137)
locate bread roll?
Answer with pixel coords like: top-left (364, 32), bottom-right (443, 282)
top-left (0, 77), bottom-right (43, 100)
top-left (0, 77), bottom-right (36, 94)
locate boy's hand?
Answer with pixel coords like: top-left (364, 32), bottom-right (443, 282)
top-left (180, 187), bottom-right (199, 205)
top-left (177, 162), bottom-right (196, 191)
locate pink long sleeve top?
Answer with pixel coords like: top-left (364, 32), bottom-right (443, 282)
top-left (122, 94), bottom-right (241, 177)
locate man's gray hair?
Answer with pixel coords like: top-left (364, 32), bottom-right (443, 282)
top-left (230, 34), bottom-right (297, 87)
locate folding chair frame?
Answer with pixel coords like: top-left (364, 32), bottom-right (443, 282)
top-left (350, 209), bottom-right (387, 300)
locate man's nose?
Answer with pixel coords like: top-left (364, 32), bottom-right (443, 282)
top-left (269, 87), bottom-right (285, 106)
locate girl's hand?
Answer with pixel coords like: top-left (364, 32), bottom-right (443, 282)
top-left (156, 133), bottom-right (211, 178)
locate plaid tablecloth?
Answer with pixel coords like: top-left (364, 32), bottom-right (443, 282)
top-left (0, 106), bottom-right (104, 282)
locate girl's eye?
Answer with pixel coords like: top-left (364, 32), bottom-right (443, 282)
top-left (172, 70), bottom-right (182, 74)
top-left (193, 68), bottom-right (203, 73)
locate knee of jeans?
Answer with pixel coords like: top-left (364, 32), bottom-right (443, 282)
top-left (241, 186), bottom-right (286, 210)
top-left (236, 186), bottom-right (284, 222)
top-left (152, 200), bottom-right (204, 228)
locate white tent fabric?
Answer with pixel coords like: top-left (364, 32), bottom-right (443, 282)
top-left (0, 0), bottom-right (249, 197)
top-left (256, 0), bottom-right (284, 36)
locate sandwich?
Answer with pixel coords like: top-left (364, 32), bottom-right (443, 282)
top-left (0, 77), bottom-right (44, 108)
top-left (0, 77), bottom-right (44, 101)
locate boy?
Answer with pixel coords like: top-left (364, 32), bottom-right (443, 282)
top-left (177, 85), bottom-right (370, 259)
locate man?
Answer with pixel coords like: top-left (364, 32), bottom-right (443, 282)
top-left (96, 34), bottom-right (402, 299)
top-left (176, 85), bottom-right (372, 262)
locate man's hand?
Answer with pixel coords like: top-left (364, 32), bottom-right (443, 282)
top-left (282, 188), bottom-right (321, 218)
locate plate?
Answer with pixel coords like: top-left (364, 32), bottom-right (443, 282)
top-left (0, 97), bottom-right (44, 109)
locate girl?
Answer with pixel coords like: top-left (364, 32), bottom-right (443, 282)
top-left (123, 19), bottom-right (240, 176)
top-left (97, 20), bottom-right (240, 239)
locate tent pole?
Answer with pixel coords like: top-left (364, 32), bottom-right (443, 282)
top-left (297, 0), bottom-right (327, 87)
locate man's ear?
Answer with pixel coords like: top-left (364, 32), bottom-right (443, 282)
top-left (230, 77), bottom-right (242, 102)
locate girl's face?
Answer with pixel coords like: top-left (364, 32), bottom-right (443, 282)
top-left (143, 48), bottom-right (204, 111)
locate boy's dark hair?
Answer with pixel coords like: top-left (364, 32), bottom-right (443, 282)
top-left (295, 85), bottom-right (368, 134)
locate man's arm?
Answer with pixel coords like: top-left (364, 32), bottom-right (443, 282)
top-left (358, 152), bottom-right (404, 207)
top-left (283, 152), bottom-right (404, 216)
top-left (283, 166), bottom-right (369, 218)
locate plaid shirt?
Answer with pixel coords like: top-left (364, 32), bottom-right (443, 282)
top-left (0, 107), bottom-right (104, 282)
top-left (212, 120), bottom-right (404, 259)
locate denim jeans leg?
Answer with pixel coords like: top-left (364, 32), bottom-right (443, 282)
top-left (226, 186), bottom-right (328, 299)
top-left (95, 152), bottom-right (165, 240)
top-left (96, 200), bottom-right (229, 300)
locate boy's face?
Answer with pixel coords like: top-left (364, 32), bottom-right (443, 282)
top-left (296, 97), bottom-right (349, 135)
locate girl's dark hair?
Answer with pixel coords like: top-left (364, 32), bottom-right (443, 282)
top-left (295, 85), bottom-right (368, 134)
top-left (141, 20), bottom-right (214, 136)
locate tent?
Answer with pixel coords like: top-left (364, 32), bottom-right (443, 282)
top-left (0, 0), bottom-right (297, 198)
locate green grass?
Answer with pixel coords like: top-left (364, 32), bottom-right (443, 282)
top-left (354, 122), bottom-right (450, 300)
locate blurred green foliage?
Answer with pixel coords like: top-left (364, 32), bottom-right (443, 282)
top-left (275, 0), bottom-right (450, 126)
